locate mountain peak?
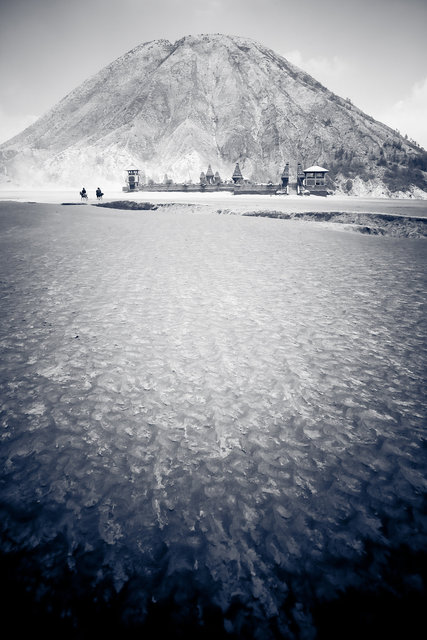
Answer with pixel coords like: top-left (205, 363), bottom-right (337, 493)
top-left (0, 34), bottom-right (425, 194)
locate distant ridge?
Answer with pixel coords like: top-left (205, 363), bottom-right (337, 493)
top-left (0, 34), bottom-right (426, 195)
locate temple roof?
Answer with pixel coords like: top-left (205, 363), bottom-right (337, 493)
top-left (206, 164), bottom-right (214, 177)
top-left (232, 162), bottom-right (243, 178)
top-left (304, 165), bottom-right (329, 173)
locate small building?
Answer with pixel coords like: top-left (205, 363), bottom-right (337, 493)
top-left (232, 162), bottom-right (244, 184)
top-left (214, 171), bottom-right (222, 185)
top-left (124, 167), bottom-right (140, 191)
top-left (303, 165), bottom-right (329, 189)
top-left (200, 171), bottom-right (206, 186)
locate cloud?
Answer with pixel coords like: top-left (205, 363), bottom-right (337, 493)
top-left (0, 109), bottom-right (38, 145)
top-left (283, 49), bottom-right (348, 93)
top-left (377, 77), bottom-right (427, 149)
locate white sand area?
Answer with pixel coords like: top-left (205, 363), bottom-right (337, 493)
top-left (1, 188), bottom-right (426, 218)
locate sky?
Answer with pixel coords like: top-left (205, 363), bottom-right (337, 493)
top-left (0, 0), bottom-right (426, 147)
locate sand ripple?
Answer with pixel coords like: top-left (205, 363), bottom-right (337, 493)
top-left (0, 204), bottom-right (426, 637)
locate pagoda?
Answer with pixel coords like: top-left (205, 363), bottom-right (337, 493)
top-left (232, 162), bottom-right (243, 184)
top-left (206, 164), bottom-right (214, 184)
top-left (281, 163), bottom-right (289, 189)
top-left (296, 162), bottom-right (305, 193)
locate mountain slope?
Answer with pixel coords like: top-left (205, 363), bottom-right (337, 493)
top-left (0, 34), bottom-right (425, 193)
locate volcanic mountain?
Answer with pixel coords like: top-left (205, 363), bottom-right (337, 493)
top-left (1, 34), bottom-right (426, 194)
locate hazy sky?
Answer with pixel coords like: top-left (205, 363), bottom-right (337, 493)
top-left (1, 0), bottom-right (426, 146)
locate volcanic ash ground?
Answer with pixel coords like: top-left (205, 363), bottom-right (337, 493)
top-left (0, 202), bottom-right (426, 638)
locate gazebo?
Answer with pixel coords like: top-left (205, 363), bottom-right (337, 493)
top-left (303, 165), bottom-right (329, 188)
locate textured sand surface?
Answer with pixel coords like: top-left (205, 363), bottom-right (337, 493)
top-left (0, 202), bottom-right (426, 638)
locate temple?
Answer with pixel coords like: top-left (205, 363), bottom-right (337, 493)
top-left (122, 160), bottom-right (331, 195)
